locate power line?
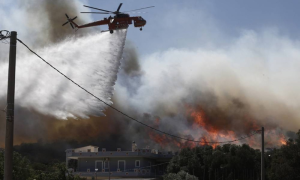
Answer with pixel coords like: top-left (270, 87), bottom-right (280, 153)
top-left (16, 37), bottom-right (259, 144)
top-left (120, 131), bottom-right (259, 173)
top-left (78, 132), bottom-right (259, 174)
top-left (12, 131), bottom-right (259, 176)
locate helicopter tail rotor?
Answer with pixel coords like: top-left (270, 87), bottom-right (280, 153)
top-left (62, 14), bottom-right (78, 29)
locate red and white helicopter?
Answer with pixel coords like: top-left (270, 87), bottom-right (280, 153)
top-left (62, 3), bottom-right (154, 33)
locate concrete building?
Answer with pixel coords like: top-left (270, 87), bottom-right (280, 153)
top-left (66, 142), bottom-right (174, 179)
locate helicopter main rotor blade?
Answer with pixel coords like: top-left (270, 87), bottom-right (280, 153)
top-left (62, 21), bottom-right (69, 26)
top-left (127, 12), bottom-right (147, 14)
top-left (116, 3), bottom-right (123, 13)
top-left (123, 6), bottom-right (155, 13)
top-left (70, 22), bottom-right (74, 29)
top-left (65, 14), bottom-right (70, 19)
top-left (83, 5), bottom-right (115, 13)
top-left (81, 12), bottom-right (111, 14)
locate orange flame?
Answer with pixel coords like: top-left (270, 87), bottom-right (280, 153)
top-left (146, 105), bottom-right (288, 150)
top-left (279, 135), bottom-right (287, 145)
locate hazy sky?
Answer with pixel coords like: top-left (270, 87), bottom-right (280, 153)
top-left (2, 0), bottom-right (300, 55)
top-left (84, 0), bottom-right (300, 55)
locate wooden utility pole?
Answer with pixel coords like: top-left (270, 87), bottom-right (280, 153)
top-left (261, 127), bottom-right (265, 180)
top-left (4, 31), bottom-right (17, 180)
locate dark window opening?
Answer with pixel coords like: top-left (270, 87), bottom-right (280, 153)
top-left (135, 160), bottom-right (140, 167)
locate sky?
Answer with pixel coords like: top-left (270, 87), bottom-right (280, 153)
top-left (2, 0), bottom-right (300, 55)
top-left (86, 0), bottom-right (300, 55)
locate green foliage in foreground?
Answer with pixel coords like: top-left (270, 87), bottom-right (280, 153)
top-left (164, 170), bottom-right (198, 180)
top-left (0, 151), bottom-right (81, 180)
top-left (164, 130), bottom-right (300, 180)
top-left (165, 144), bottom-right (260, 180)
top-left (1, 130), bottom-right (300, 180)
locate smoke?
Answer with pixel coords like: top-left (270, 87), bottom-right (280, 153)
top-left (117, 41), bottom-right (143, 96)
top-left (121, 41), bottom-right (142, 76)
top-left (0, 30), bottom-right (127, 118)
top-left (16, 0), bottom-right (93, 46)
top-left (112, 29), bottom-right (300, 149)
top-left (3, 28), bottom-right (298, 150)
top-left (0, 0), bottom-right (128, 147)
top-left (1, 0), bottom-right (300, 152)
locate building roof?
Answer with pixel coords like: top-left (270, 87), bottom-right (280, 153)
top-left (65, 145), bottom-right (99, 152)
top-left (75, 145), bottom-right (99, 148)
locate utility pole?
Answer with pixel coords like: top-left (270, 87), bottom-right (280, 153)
top-left (261, 127), bottom-right (265, 180)
top-left (4, 31), bottom-right (17, 180)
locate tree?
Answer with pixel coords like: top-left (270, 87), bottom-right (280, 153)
top-left (165, 144), bottom-right (261, 180)
top-left (266, 130), bottom-right (300, 180)
top-left (0, 150), bottom-right (81, 180)
top-left (164, 170), bottom-right (198, 180)
top-left (0, 151), bottom-right (33, 180)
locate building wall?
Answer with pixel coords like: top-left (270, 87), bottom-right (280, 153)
top-left (77, 157), bottom-right (156, 173)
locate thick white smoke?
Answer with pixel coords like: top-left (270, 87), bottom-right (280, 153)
top-left (115, 29), bottom-right (300, 148)
top-left (0, 30), bottom-right (127, 119)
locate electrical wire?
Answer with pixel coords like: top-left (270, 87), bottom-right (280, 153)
top-left (11, 131), bottom-right (259, 177)
top-left (75, 131), bottom-right (259, 175)
top-left (16, 38), bottom-right (260, 144)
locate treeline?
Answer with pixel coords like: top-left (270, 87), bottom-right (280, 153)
top-left (0, 151), bottom-right (81, 180)
top-left (164, 130), bottom-right (300, 180)
top-left (1, 131), bottom-right (299, 180)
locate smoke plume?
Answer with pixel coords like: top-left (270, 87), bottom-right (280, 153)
top-left (112, 29), bottom-right (300, 150)
top-left (1, 0), bottom-right (299, 152)
top-left (0, 0), bottom-right (128, 146)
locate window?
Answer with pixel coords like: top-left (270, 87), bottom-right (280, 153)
top-left (87, 149), bottom-right (91, 152)
top-left (118, 160), bottom-right (126, 171)
top-left (148, 162), bottom-right (152, 172)
top-left (104, 161), bottom-right (109, 169)
top-left (135, 160), bottom-right (140, 167)
top-left (95, 161), bottom-right (103, 171)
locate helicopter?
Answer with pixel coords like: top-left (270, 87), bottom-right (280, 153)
top-left (62, 3), bottom-right (154, 34)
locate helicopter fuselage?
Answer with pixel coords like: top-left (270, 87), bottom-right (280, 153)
top-left (109, 16), bottom-right (146, 30)
top-left (63, 3), bottom-right (152, 33)
top-left (70, 15), bottom-right (146, 32)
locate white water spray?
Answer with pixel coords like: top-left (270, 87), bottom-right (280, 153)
top-left (0, 30), bottom-right (127, 119)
